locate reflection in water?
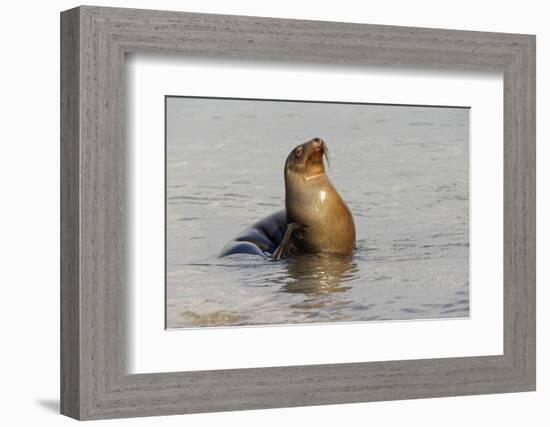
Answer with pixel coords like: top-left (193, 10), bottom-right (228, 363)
top-left (280, 254), bottom-right (359, 320)
top-left (281, 254), bottom-right (358, 295)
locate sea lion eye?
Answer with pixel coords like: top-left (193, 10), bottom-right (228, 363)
top-left (295, 146), bottom-right (303, 157)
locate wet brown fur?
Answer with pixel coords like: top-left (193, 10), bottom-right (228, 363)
top-left (284, 138), bottom-right (355, 256)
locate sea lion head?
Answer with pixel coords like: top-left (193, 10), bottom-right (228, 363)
top-left (285, 137), bottom-right (329, 181)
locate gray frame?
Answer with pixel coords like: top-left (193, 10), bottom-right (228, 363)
top-left (60, 5), bottom-right (536, 420)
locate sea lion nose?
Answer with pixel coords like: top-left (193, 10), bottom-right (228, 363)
top-left (311, 137), bottom-right (323, 149)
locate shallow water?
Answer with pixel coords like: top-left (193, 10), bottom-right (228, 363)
top-left (166, 97), bottom-right (469, 328)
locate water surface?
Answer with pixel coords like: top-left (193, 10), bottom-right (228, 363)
top-left (166, 97), bottom-right (469, 328)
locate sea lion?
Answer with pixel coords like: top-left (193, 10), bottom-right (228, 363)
top-left (218, 209), bottom-right (288, 258)
top-left (219, 137), bottom-right (356, 259)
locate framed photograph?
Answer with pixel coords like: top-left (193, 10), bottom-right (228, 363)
top-left (61, 6), bottom-right (535, 420)
top-left (164, 96), bottom-right (470, 329)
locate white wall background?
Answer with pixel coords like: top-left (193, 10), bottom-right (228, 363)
top-left (0, 0), bottom-right (546, 425)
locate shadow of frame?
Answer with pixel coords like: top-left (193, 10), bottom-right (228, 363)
top-left (35, 399), bottom-right (59, 414)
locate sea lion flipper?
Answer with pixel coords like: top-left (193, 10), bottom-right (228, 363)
top-left (272, 223), bottom-right (304, 260)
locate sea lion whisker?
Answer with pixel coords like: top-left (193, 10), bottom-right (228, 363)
top-left (323, 147), bottom-right (330, 168)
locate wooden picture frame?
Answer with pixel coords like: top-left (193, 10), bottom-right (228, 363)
top-left (60, 5), bottom-right (536, 420)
